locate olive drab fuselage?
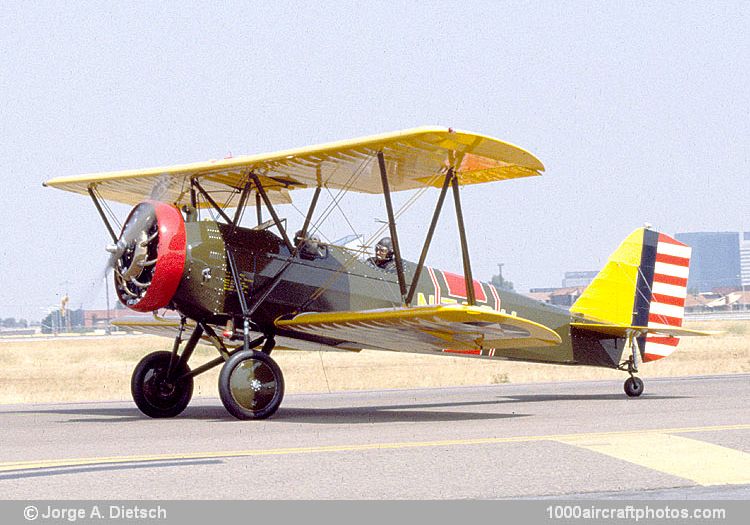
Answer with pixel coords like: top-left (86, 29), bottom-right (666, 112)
top-left (171, 219), bottom-right (625, 369)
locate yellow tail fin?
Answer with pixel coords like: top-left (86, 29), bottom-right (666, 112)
top-left (571, 227), bottom-right (691, 362)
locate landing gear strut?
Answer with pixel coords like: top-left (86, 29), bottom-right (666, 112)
top-left (130, 317), bottom-right (284, 420)
top-left (620, 329), bottom-right (645, 397)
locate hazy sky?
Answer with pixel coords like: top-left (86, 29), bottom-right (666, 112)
top-left (1, 1), bottom-right (748, 321)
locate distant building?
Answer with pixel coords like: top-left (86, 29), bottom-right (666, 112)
top-left (527, 286), bottom-right (586, 308)
top-left (741, 232), bottom-right (750, 287)
top-left (684, 290), bottom-right (750, 314)
top-left (82, 309), bottom-right (154, 328)
top-left (562, 271), bottom-right (598, 288)
top-left (674, 232), bottom-right (742, 292)
top-left (526, 270), bottom-right (597, 308)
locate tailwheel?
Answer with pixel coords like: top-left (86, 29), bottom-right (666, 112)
top-left (219, 349), bottom-right (284, 420)
top-left (131, 351), bottom-right (194, 418)
top-left (624, 376), bottom-right (644, 397)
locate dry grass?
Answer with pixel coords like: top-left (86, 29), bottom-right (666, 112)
top-left (1, 319), bottom-right (747, 404)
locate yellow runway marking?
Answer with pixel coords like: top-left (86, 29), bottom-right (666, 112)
top-left (1, 423), bottom-right (749, 477)
top-left (556, 432), bottom-right (750, 486)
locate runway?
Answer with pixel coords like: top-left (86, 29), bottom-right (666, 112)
top-left (1, 375), bottom-right (749, 499)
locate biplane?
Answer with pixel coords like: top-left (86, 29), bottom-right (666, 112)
top-left (44, 127), bottom-right (711, 420)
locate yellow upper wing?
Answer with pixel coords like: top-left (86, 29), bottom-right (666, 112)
top-left (275, 304), bottom-right (562, 353)
top-left (43, 127), bottom-right (544, 207)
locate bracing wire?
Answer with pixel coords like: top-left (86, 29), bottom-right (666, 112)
top-left (289, 201), bottom-right (332, 243)
top-left (307, 156), bottom-right (373, 238)
top-left (96, 189), bottom-right (122, 231)
top-left (324, 185), bottom-right (359, 241)
top-left (299, 169), bottom-right (444, 310)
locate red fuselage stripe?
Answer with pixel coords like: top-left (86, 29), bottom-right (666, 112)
top-left (440, 271), bottom-right (487, 302)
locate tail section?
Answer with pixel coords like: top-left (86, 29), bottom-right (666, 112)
top-left (571, 228), bottom-right (690, 362)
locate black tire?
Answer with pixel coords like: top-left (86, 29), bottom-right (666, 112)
top-left (219, 350), bottom-right (284, 420)
top-left (131, 351), bottom-right (193, 418)
top-left (624, 376), bottom-right (644, 397)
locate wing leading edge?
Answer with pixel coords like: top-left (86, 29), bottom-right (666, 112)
top-left (275, 304), bottom-right (562, 353)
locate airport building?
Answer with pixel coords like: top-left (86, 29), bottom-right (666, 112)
top-left (741, 232), bottom-right (750, 287)
top-left (562, 271), bottom-right (598, 288)
top-left (674, 231), bottom-right (747, 293)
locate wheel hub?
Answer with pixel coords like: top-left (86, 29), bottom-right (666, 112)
top-left (156, 380), bottom-right (176, 397)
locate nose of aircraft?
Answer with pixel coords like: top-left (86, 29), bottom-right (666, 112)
top-left (112, 200), bottom-right (187, 312)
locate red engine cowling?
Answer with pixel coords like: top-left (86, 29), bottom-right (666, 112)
top-left (112, 200), bottom-right (186, 312)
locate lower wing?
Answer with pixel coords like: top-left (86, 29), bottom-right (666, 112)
top-left (275, 304), bottom-right (563, 353)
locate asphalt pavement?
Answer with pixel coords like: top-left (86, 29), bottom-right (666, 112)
top-left (1, 375), bottom-right (748, 499)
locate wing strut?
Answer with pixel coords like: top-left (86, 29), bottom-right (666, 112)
top-left (377, 151), bottom-right (408, 303)
top-left (87, 185), bottom-right (118, 242)
top-left (231, 176), bottom-right (254, 231)
top-left (405, 168), bottom-right (454, 305)
top-left (300, 185), bottom-right (322, 239)
top-left (192, 179), bottom-right (233, 224)
top-left (250, 172), bottom-right (294, 252)
top-left (451, 171), bottom-right (476, 306)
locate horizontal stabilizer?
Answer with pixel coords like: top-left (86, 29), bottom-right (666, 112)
top-left (571, 322), bottom-right (718, 338)
top-left (276, 304), bottom-right (562, 353)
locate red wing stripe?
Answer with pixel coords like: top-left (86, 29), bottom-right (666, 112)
top-left (651, 294), bottom-right (686, 307)
top-left (655, 253), bottom-right (690, 267)
top-left (658, 234), bottom-right (688, 247)
top-left (442, 349), bottom-right (481, 355)
top-left (643, 353), bottom-right (667, 362)
top-left (645, 337), bottom-right (681, 346)
top-left (653, 274), bottom-right (688, 287)
top-left (648, 313), bottom-right (682, 326)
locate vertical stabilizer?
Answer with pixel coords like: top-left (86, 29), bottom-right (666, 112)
top-left (571, 228), bottom-right (690, 362)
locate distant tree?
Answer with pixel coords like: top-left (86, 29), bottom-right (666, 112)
top-left (491, 264), bottom-right (515, 291)
top-left (18, 319), bottom-right (28, 328)
top-left (2, 317), bottom-right (16, 328)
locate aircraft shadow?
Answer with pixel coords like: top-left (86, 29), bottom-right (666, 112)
top-left (496, 393), bottom-right (688, 403)
top-left (6, 393), bottom-right (684, 424)
top-left (10, 403), bottom-right (528, 424)
top-left (271, 406), bottom-right (527, 424)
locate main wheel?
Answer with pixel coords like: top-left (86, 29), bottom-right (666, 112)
top-left (131, 351), bottom-right (193, 418)
top-left (219, 350), bottom-right (284, 420)
top-left (624, 376), bottom-right (644, 397)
